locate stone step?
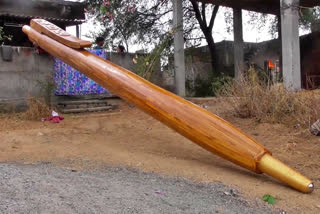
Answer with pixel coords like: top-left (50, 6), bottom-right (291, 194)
top-left (60, 106), bottom-right (113, 114)
top-left (59, 102), bottom-right (109, 110)
top-left (57, 99), bottom-right (109, 105)
top-left (56, 98), bottom-right (120, 114)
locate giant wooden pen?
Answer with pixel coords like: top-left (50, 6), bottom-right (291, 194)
top-left (23, 19), bottom-right (314, 193)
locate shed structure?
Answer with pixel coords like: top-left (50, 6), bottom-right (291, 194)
top-left (172, 0), bottom-right (320, 92)
top-left (0, 0), bottom-right (86, 46)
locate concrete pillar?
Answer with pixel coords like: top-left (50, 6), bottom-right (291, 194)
top-left (280, 0), bottom-right (301, 90)
top-left (233, 7), bottom-right (244, 79)
top-left (76, 25), bottom-right (80, 38)
top-left (173, 0), bottom-right (185, 97)
top-left (277, 14), bottom-right (283, 80)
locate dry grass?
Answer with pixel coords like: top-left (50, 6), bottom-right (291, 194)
top-left (218, 71), bottom-right (320, 128)
top-left (23, 96), bottom-right (51, 121)
top-left (0, 102), bottom-right (16, 114)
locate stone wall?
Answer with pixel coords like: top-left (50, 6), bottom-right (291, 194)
top-left (108, 52), bottom-right (162, 86)
top-left (180, 41), bottom-right (261, 96)
top-left (0, 46), bottom-right (162, 112)
top-left (178, 35), bottom-right (320, 95)
top-left (247, 39), bottom-right (281, 70)
top-left (0, 46), bottom-right (54, 111)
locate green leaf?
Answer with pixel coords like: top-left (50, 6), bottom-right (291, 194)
top-left (267, 196), bottom-right (276, 205)
top-left (100, 5), bottom-right (107, 14)
top-left (262, 195), bottom-right (270, 201)
top-left (262, 194), bottom-right (276, 205)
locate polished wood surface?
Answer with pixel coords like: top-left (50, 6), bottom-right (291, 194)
top-left (22, 20), bottom-right (313, 193)
top-left (23, 24), bottom-right (269, 173)
top-left (30, 19), bottom-right (92, 49)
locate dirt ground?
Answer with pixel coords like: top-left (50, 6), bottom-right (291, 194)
top-left (0, 98), bottom-right (319, 213)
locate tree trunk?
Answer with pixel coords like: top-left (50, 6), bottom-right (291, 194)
top-left (203, 30), bottom-right (218, 74)
top-left (125, 39), bottom-right (129, 53)
top-left (190, 1), bottom-right (219, 75)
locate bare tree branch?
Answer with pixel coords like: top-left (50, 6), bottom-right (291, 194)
top-left (209, 5), bottom-right (219, 31)
top-left (201, 3), bottom-right (207, 27)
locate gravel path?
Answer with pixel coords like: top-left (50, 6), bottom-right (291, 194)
top-left (0, 163), bottom-right (276, 214)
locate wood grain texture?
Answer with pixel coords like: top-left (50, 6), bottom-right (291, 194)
top-left (23, 24), bottom-right (270, 173)
top-left (30, 19), bottom-right (92, 49)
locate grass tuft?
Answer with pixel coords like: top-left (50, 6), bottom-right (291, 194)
top-left (22, 96), bottom-right (51, 121)
top-left (218, 70), bottom-right (320, 128)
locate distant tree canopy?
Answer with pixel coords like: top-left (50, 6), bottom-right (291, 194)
top-left (300, 7), bottom-right (320, 30)
top-left (84, 0), bottom-right (172, 52)
top-left (0, 26), bottom-right (12, 45)
top-left (85, 0), bottom-right (222, 73)
top-left (85, 0), bottom-right (320, 74)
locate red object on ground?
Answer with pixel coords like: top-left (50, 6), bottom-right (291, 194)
top-left (43, 116), bottom-right (64, 123)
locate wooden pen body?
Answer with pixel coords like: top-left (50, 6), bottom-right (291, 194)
top-left (23, 26), bottom-right (269, 173)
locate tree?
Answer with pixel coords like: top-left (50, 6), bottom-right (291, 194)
top-left (84, 0), bottom-right (172, 52)
top-left (0, 27), bottom-right (12, 45)
top-left (189, 1), bottom-right (219, 72)
top-left (85, 0), bottom-right (221, 74)
top-left (300, 7), bottom-right (320, 31)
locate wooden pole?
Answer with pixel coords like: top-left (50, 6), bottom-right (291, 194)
top-left (22, 19), bottom-right (313, 193)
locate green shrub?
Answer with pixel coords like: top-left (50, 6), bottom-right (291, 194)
top-left (191, 73), bottom-right (232, 97)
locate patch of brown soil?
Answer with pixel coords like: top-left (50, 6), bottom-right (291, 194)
top-left (0, 100), bottom-right (319, 213)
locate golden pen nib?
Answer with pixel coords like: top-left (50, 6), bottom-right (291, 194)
top-left (258, 154), bottom-right (314, 193)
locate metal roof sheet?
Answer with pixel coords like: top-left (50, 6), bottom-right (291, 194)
top-left (0, 12), bottom-right (85, 25)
